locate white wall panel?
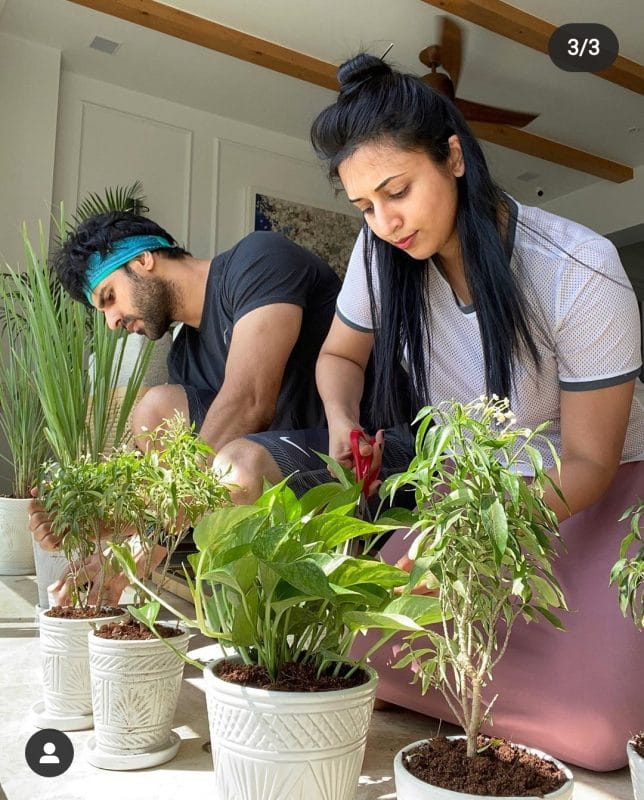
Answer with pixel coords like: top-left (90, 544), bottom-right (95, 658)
top-left (76, 102), bottom-right (192, 245)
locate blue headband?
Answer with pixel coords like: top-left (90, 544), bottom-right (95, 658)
top-left (85, 234), bottom-right (173, 304)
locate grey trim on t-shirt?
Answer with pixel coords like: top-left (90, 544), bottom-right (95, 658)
top-left (336, 305), bottom-right (374, 333)
top-left (559, 367), bottom-right (642, 391)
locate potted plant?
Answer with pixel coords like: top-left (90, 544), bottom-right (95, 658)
top-left (0, 287), bottom-right (50, 575)
top-left (6, 213), bottom-right (153, 607)
top-left (364, 397), bottom-right (574, 800)
top-left (610, 500), bottom-right (643, 800)
top-left (32, 453), bottom-right (131, 731)
top-left (84, 415), bottom-right (231, 770)
top-left (112, 474), bottom-right (429, 797)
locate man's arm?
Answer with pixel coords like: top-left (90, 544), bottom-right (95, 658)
top-left (198, 302), bottom-right (303, 452)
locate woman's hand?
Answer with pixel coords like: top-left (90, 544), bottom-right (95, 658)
top-left (395, 553), bottom-right (439, 596)
top-left (328, 421), bottom-right (384, 495)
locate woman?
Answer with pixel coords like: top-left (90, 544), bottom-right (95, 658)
top-left (308, 54), bottom-right (644, 771)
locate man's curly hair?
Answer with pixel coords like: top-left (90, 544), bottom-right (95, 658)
top-left (52, 212), bottom-right (190, 306)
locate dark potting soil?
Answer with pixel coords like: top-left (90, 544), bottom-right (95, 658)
top-left (45, 605), bottom-right (124, 619)
top-left (403, 736), bottom-right (567, 797)
top-left (633, 732), bottom-right (644, 758)
top-left (217, 659), bottom-right (369, 692)
top-left (94, 621), bottom-right (182, 640)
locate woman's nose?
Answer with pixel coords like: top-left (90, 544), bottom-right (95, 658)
top-left (374, 205), bottom-right (402, 238)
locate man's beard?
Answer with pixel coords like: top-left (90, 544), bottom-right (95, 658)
top-left (123, 274), bottom-right (176, 340)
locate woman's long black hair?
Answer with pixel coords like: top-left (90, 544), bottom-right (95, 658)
top-left (310, 54), bottom-right (541, 426)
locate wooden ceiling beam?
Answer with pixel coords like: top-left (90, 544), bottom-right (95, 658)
top-left (418, 0), bottom-right (644, 95)
top-left (68, 0), bottom-right (338, 89)
top-left (470, 122), bottom-right (633, 182)
top-left (66, 0), bottom-right (633, 182)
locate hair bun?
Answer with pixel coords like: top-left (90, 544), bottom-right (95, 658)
top-left (337, 53), bottom-right (392, 99)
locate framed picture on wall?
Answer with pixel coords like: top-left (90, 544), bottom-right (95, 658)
top-left (246, 187), bottom-right (362, 278)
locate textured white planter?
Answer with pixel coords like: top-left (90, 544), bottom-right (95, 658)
top-left (628, 740), bottom-right (644, 800)
top-left (204, 658), bottom-right (378, 800)
top-left (86, 623), bottom-right (189, 770)
top-left (0, 497), bottom-right (35, 575)
top-left (394, 737), bottom-right (574, 800)
top-left (32, 607), bottom-right (126, 731)
top-left (32, 540), bottom-right (69, 609)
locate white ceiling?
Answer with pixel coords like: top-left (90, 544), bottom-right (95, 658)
top-left (1, 0), bottom-right (643, 204)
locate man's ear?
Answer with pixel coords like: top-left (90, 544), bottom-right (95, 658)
top-left (447, 134), bottom-right (465, 178)
top-left (128, 250), bottom-right (155, 274)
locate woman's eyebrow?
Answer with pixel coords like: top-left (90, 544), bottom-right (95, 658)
top-left (347, 173), bottom-right (405, 202)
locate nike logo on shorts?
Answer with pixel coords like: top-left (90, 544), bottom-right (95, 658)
top-left (278, 436), bottom-right (309, 456)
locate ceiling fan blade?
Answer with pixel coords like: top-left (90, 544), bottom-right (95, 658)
top-left (455, 98), bottom-right (538, 128)
top-left (422, 71), bottom-right (456, 99)
top-left (439, 16), bottom-right (462, 91)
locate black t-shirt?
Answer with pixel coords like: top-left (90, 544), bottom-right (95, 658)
top-left (167, 231), bottom-right (341, 430)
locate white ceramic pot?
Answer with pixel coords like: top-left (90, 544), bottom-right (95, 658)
top-left (0, 497), bottom-right (35, 575)
top-left (32, 607), bottom-right (126, 730)
top-left (628, 740), bottom-right (644, 800)
top-left (204, 657), bottom-right (378, 800)
top-left (32, 540), bottom-right (69, 609)
top-left (86, 623), bottom-right (189, 770)
top-left (394, 737), bottom-right (574, 800)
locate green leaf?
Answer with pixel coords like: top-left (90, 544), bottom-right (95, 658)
top-left (270, 559), bottom-right (334, 599)
top-left (343, 611), bottom-right (425, 632)
top-left (251, 524), bottom-right (303, 563)
top-left (328, 558), bottom-right (408, 588)
top-left (482, 497), bottom-right (508, 563)
top-left (384, 594), bottom-right (445, 625)
top-left (127, 600), bottom-right (160, 630)
top-left (109, 542), bottom-right (136, 578)
top-left (299, 482), bottom-right (347, 516)
top-left (193, 506), bottom-right (262, 552)
top-left (534, 605), bottom-right (565, 631)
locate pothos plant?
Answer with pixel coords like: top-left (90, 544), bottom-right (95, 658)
top-left (360, 397), bottom-right (567, 759)
top-left (112, 473), bottom-right (442, 678)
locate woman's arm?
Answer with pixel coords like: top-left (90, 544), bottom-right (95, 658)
top-left (544, 380), bottom-right (635, 521)
top-left (316, 314), bottom-right (374, 467)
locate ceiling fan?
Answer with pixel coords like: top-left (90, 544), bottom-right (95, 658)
top-left (419, 17), bottom-right (538, 129)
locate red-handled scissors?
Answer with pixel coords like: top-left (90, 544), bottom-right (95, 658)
top-left (349, 429), bottom-right (381, 498)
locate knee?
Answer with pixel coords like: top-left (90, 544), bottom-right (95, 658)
top-left (214, 439), bottom-right (280, 505)
top-left (131, 385), bottom-right (188, 449)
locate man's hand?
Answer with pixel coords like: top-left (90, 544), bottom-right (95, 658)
top-left (49, 542), bottom-right (168, 607)
top-left (28, 487), bottom-right (62, 551)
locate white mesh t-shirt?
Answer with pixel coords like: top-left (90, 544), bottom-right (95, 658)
top-left (336, 199), bottom-right (644, 473)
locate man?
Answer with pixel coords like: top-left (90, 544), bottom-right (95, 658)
top-left (53, 210), bottom-right (341, 499)
top-left (29, 210), bottom-right (341, 599)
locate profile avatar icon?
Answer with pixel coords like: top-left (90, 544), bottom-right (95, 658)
top-left (25, 729), bottom-right (73, 776)
top-left (39, 741), bottom-right (60, 764)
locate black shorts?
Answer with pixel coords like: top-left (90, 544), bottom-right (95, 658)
top-left (245, 425), bottom-right (415, 497)
top-left (184, 387), bottom-right (214, 432)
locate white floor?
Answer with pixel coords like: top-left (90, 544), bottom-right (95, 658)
top-left (0, 574), bottom-right (633, 800)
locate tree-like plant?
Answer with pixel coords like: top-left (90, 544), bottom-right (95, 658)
top-left (112, 474), bottom-right (437, 677)
top-left (39, 413), bottom-right (231, 609)
top-left (610, 500), bottom-right (643, 628)
top-left (368, 397), bottom-right (566, 759)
